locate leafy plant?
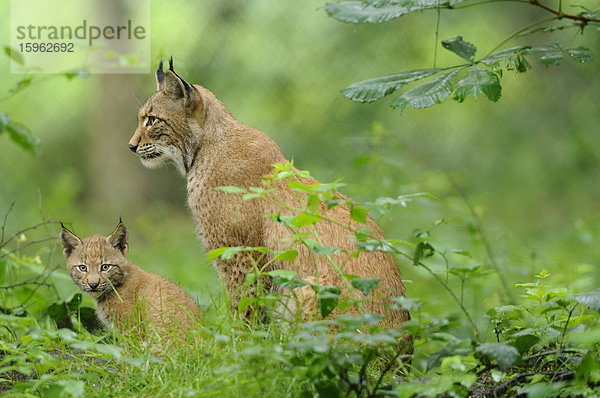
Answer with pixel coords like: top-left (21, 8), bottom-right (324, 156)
top-left (324, 0), bottom-right (598, 112)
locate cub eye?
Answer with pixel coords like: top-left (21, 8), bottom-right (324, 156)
top-left (100, 264), bottom-right (112, 272)
top-left (145, 116), bottom-right (157, 127)
top-left (77, 265), bottom-right (88, 272)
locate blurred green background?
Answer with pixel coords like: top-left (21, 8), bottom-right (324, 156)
top-left (1, 0), bottom-right (598, 330)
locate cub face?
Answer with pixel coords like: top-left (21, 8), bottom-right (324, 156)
top-left (60, 222), bottom-right (129, 301)
top-left (129, 59), bottom-right (202, 175)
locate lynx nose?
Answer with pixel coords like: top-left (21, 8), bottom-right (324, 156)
top-left (88, 281), bottom-right (99, 289)
top-left (128, 144), bottom-right (138, 153)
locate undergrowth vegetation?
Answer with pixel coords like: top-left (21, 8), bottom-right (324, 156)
top-left (1, 165), bottom-right (599, 397)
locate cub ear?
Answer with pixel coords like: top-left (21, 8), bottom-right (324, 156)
top-left (107, 219), bottom-right (129, 256)
top-left (60, 222), bottom-right (82, 259)
top-left (155, 59), bottom-right (165, 91)
top-left (164, 58), bottom-right (195, 108)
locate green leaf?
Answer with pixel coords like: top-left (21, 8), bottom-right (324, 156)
top-left (476, 343), bottom-right (520, 371)
top-left (576, 352), bottom-right (600, 381)
top-left (390, 296), bottom-right (421, 311)
top-left (215, 186), bottom-right (247, 194)
top-left (307, 194), bottom-right (320, 213)
top-left (316, 286), bottom-right (341, 317)
top-left (539, 43), bottom-right (564, 67)
top-left (391, 69), bottom-right (461, 112)
top-left (351, 278), bottom-right (381, 295)
top-left (324, 0), bottom-right (462, 24)
top-left (575, 288), bottom-right (600, 312)
top-left (208, 246), bottom-right (251, 262)
top-left (291, 213), bottom-right (322, 228)
top-left (350, 204), bottom-right (367, 224)
top-left (480, 45), bottom-right (531, 64)
top-left (567, 46), bottom-right (593, 63)
top-left (274, 249), bottom-right (298, 264)
top-left (355, 238), bottom-right (397, 253)
top-left (267, 270), bottom-right (309, 289)
top-left (306, 240), bottom-right (342, 255)
top-left (442, 36), bottom-right (476, 61)
top-left (324, 1), bottom-right (413, 24)
top-left (6, 120), bottom-right (39, 153)
top-left (413, 242), bottom-right (434, 265)
top-left (341, 68), bottom-right (441, 103)
top-left (452, 66), bottom-right (501, 102)
top-left (4, 46), bottom-right (24, 65)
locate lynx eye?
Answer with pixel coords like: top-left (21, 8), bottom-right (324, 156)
top-left (77, 265), bottom-right (88, 272)
top-left (145, 115), bottom-right (157, 127)
top-left (100, 264), bottom-right (112, 272)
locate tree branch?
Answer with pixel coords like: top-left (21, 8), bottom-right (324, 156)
top-left (529, 0), bottom-right (600, 25)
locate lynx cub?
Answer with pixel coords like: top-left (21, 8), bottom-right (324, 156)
top-left (129, 59), bottom-right (411, 331)
top-left (60, 221), bottom-right (200, 347)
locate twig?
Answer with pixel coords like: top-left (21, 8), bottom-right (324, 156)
top-left (523, 348), bottom-right (585, 362)
top-left (0, 220), bottom-right (59, 250)
top-left (529, 0), bottom-right (600, 24)
top-left (0, 202), bottom-right (16, 245)
top-left (0, 237), bottom-right (59, 259)
top-left (488, 369), bottom-right (574, 397)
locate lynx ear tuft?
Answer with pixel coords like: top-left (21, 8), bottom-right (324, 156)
top-left (169, 56), bottom-right (174, 71)
top-left (107, 220), bottom-right (129, 256)
top-left (156, 59), bottom-right (165, 91)
top-left (60, 223), bottom-right (82, 259)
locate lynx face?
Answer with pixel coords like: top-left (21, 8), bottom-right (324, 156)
top-left (61, 223), bottom-right (128, 301)
top-left (129, 59), bottom-right (202, 175)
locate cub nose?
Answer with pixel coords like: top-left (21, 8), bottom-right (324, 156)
top-left (128, 144), bottom-right (138, 153)
top-left (88, 281), bottom-right (99, 289)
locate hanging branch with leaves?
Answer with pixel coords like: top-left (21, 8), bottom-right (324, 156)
top-left (324, 0), bottom-right (598, 112)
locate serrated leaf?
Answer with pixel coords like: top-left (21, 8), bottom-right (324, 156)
top-left (539, 49), bottom-right (564, 67)
top-left (324, 1), bottom-right (412, 24)
top-left (567, 46), bottom-right (593, 63)
top-left (306, 241), bottom-right (342, 255)
top-left (413, 242), bottom-right (434, 265)
top-left (208, 246), bottom-right (248, 262)
top-left (442, 36), bottom-right (476, 61)
top-left (354, 239), bottom-right (396, 252)
top-left (325, 0), bottom-right (463, 24)
top-left (575, 288), bottom-right (600, 312)
top-left (480, 45), bottom-right (532, 66)
top-left (341, 68), bottom-right (441, 103)
top-left (274, 249), bottom-right (298, 264)
top-left (350, 204), bottom-right (367, 224)
top-left (391, 69), bottom-right (460, 111)
top-left (4, 46), bottom-right (24, 65)
top-left (307, 194), bottom-right (320, 213)
top-left (512, 334), bottom-right (539, 354)
top-left (316, 286), bottom-right (341, 317)
top-left (351, 278), bottom-right (381, 295)
top-left (476, 343), bottom-right (520, 371)
top-left (267, 270), bottom-right (309, 289)
top-left (215, 186), bottom-right (247, 194)
top-left (6, 120), bottom-right (39, 153)
top-left (291, 213), bottom-right (322, 228)
top-left (452, 66), bottom-right (501, 102)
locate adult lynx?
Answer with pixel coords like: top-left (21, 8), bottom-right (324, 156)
top-left (60, 221), bottom-right (200, 348)
top-left (129, 60), bottom-right (410, 329)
